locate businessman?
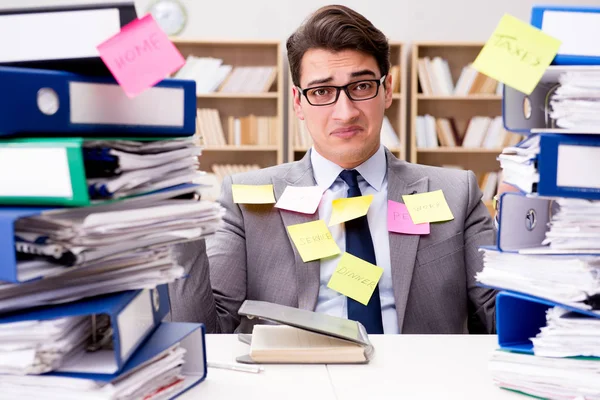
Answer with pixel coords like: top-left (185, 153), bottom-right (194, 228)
top-left (169, 5), bottom-right (497, 334)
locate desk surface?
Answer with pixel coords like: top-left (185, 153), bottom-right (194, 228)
top-left (180, 334), bottom-right (525, 400)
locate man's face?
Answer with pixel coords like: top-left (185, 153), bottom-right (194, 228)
top-left (293, 48), bottom-right (393, 169)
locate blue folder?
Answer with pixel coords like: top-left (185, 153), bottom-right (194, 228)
top-left (0, 66), bottom-right (196, 137)
top-left (50, 322), bottom-right (207, 398)
top-left (531, 5), bottom-right (600, 65)
top-left (502, 65), bottom-right (600, 135)
top-left (496, 290), bottom-right (600, 354)
top-left (0, 285), bottom-right (170, 375)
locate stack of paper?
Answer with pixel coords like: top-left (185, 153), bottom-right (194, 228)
top-left (542, 198), bottom-right (600, 251)
top-left (83, 138), bottom-right (203, 200)
top-left (476, 249), bottom-right (600, 312)
top-left (550, 71), bottom-right (600, 131)
top-left (531, 305), bottom-right (600, 357)
top-left (497, 135), bottom-right (539, 193)
top-left (0, 316), bottom-right (91, 375)
top-left (489, 350), bottom-right (600, 399)
top-left (0, 343), bottom-right (187, 399)
top-left (13, 198), bottom-right (224, 282)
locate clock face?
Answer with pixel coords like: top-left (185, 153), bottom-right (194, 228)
top-left (148, 0), bottom-right (187, 36)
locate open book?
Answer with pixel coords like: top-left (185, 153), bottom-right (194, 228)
top-left (235, 300), bottom-right (374, 364)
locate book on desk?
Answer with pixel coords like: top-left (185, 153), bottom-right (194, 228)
top-left (235, 300), bottom-right (374, 364)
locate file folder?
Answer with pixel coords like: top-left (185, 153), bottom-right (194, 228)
top-left (0, 183), bottom-right (201, 283)
top-left (0, 2), bottom-right (137, 75)
top-left (50, 322), bottom-right (207, 397)
top-left (496, 290), bottom-right (600, 354)
top-left (0, 66), bottom-right (196, 137)
top-left (501, 134), bottom-right (600, 200)
top-left (503, 65), bottom-right (600, 135)
top-left (0, 285), bottom-right (170, 375)
top-left (493, 192), bottom-right (552, 252)
top-left (531, 6), bottom-right (600, 65)
top-left (0, 138), bottom-right (201, 207)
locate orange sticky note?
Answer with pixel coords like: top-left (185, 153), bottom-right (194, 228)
top-left (287, 220), bottom-right (340, 262)
top-left (327, 252), bottom-right (383, 306)
top-left (329, 195), bottom-right (373, 226)
top-left (97, 14), bottom-right (185, 98)
top-left (472, 13), bottom-right (561, 95)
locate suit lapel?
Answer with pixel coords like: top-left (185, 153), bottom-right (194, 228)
top-left (386, 151), bottom-right (429, 333)
top-left (272, 154), bottom-right (321, 311)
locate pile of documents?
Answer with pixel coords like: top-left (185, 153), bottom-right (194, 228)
top-left (550, 70), bottom-right (600, 131)
top-left (0, 2), bottom-right (211, 397)
top-left (475, 5), bottom-right (600, 400)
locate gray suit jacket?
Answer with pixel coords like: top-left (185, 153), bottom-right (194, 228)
top-left (168, 148), bottom-right (497, 334)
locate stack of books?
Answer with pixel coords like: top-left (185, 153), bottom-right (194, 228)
top-left (476, 5), bottom-right (600, 399)
top-left (0, 2), bottom-right (222, 398)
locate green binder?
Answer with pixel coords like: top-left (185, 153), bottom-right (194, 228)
top-left (0, 137), bottom-right (194, 207)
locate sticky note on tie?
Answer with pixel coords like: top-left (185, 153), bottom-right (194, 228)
top-left (328, 195), bottom-right (373, 226)
top-left (402, 190), bottom-right (454, 224)
top-left (387, 200), bottom-right (430, 235)
top-left (327, 252), bottom-right (383, 306)
top-left (97, 14), bottom-right (186, 98)
top-left (471, 13), bottom-right (561, 95)
top-left (275, 185), bottom-right (324, 214)
top-left (287, 220), bottom-right (340, 262)
top-left (232, 184), bottom-right (275, 204)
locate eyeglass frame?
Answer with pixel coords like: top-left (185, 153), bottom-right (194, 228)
top-left (296, 75), bottom-right (387, 106)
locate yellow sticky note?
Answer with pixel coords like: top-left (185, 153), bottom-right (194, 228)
top-left (327, 252), bottom-right (384, 306)
top-left (329, 195), bottom-right (373, 226)
top-left (287, 220), bottom-right (341, 262)
top-left (472, 13), bottom-right (561, 95)
top-left (232, 184), bottom-right (275, 204)
top-left (402, 190), bottom-right (454, 224)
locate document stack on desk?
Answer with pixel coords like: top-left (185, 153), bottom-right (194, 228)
top-left (473, 4), bottom-right (600, 400)
top-left (0, 2), bottom-right (212, 398)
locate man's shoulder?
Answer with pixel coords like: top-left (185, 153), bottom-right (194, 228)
top-left (399, 160), bottom-right (471, 187)
top-left (227, 160), bottom-right (304, 185)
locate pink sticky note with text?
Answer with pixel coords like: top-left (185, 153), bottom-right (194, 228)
top-left (97, 14), bottom-right (185, 98)
top-left (388, 200), bottom-right (430, 235)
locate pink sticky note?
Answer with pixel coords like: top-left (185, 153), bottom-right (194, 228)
top-left (97, 14), bottom-right (185, 98)
top-left (388, 200), bottom-right (430, 235)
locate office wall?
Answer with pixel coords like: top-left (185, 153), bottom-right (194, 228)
top-left (3, 0), bottom-right (597, 43)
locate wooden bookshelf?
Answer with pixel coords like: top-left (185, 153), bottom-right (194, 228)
top-left (170, 39), bottom-right (284, 174)
top-left (288, 42), bottom-right (407, 162)
top-left (409, 42), bottom-right (521, 215)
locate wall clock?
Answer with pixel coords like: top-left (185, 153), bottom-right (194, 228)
top-left (147, 0), bottom-right (188, 36)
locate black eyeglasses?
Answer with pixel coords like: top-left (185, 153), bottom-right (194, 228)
top-left (297, 75), bottom-right (386, 106)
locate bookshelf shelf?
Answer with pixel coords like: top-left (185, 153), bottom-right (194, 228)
top-left (202, 145), bottom-right (279, 151)
top-left (417, 147), bottom-right (503, 154)
top-left (417, 95), bottom-right (502, 100)
top-left (171, 38), bottom-right (284, 181)
top-left (410, 42), bottom-right (521, 215)
top-left (196, 93), bottom-right (278, 99)
top-left (287, 42), bottom-right (407, 162)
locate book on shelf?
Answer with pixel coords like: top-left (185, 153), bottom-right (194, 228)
top-left (389, 65), bottom-right (401, 93)
top-left (195, 108), bottom-right (278, 147)
top-left (417, 57), bottom-right (501, 96)
top-left (174, 55), bottom-right (277, 94)
top-left (195, 164), bottom-right (261, 202)
top-left (416, 115), bottom-right (522, 149)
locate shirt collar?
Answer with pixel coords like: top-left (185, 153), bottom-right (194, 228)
top-left (310, 145), bottom-right (387, 191)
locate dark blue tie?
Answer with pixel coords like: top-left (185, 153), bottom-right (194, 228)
top-left (338, 169), bottom-right (384, 334)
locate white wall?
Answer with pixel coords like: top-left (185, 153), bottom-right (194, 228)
top-left (4, 0), bottom-right (599, 43)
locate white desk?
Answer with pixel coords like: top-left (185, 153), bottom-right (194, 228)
top-left (180, 334), bottom-right (525, 400)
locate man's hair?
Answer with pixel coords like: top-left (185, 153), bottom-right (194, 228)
top-left (286, 5), bottom-right (390, 88)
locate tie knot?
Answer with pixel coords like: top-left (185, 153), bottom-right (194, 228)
top-left (339, 169), bottom-right (360, 188)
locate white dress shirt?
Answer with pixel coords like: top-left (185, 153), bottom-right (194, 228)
top-left (311, 145), bottom-right (398, 334)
